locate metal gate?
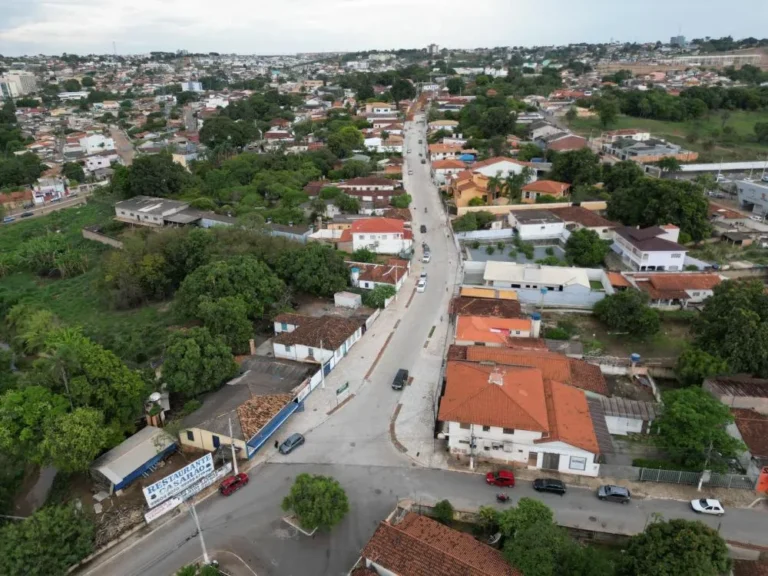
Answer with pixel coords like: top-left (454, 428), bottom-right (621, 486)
top-left (639, 468), bottom-right (757, 490)
top-left (542, 453), bottom-right (560, 471)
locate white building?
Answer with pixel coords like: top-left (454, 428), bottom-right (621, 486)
top-left (431, 159), bottom-right (467, 187)
top-left (507, 210), bottom-right (565, 241)
top-left (438, 362), bottom-right (607, 476)
top-left (364, 137), bottom-right (403, 154)
top-left (340, 217), bottom-right (414, 254)
top-left (85, 153), bottom-right (120, 172)
top-left (365, 102), bottom-right (394, 114)
top-left (470, 156), bottom-right (537, 182)
top-left (612, 225), bottom-right (687, 272)
top-left (79, 134), bottom-right (115, 155)
top-left (180, 81), bottom-right (204, 92)
top-left (349, 260), bottom-right (409, 292)
top-left (0, 71), bottom-right (38, 98)
top-left (58, 91), bottom-right (89, 101)
top-left (272, 314), bottom-right (362, 371)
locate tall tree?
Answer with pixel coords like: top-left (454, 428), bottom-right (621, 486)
top-left (281, 473), bottom-right (349, 532)
top-left (565, 228), bottom-right (608, 267)
top-left (391, 78), bottom-right (416, 105)
top-left (446, 77), bottom-right (465, 95)
top-left (112, 152), bottom-right (190, 199)
top-left (276, 243), bottom-right (350, 297)
top-left (550, 148), bottom-right (602, 185)
top-left (326, 126), bottom-right (364, 158)
top-left (593, 290), bottom-right (660, 337)
top-left (195, 296), bottom-right (253, 354)
top-left (602, 161), bottom-right (644, 193)
top-left (0, 386), bottom-right (69, 464)
top-left (596, 97), bottom-right (620, 128)
top-left (42, 407), bottom-right (108, 473)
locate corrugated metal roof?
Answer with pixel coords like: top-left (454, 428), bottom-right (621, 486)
top-left (91, 426), bottom-right (174, 485)
top-left (599, 397), bottom-right (659, 421)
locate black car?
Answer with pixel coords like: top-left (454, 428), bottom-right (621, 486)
top-left (421, 159), bottom-right (426, 164)
top-left (533, 478), bottom-right (566, 495)
top-left (278, 433), bottom-right (305, 454)
top-left (597, 485), bottom-right (630, 504)
top-left (392, 368), bottom-right (409, 390)
top-left (20, 211), bottom-right (34, 218)
top-left (420, 225), bottom-right (427, 233)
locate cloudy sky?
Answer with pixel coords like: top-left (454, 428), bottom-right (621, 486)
top-left (1, 0), bottom-right (766, 56)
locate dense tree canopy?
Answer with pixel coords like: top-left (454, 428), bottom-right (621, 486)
top-left (326, 126), bottom-right (364, 158)
top-left (200, 116), bottom-right (256, 149)
top-left (195, 296), bottom-right (253, 354)
top-left (593, 290), bottom-right (660, 337)
top-left (281, 473), bottom-right (349, 532)
top-left (62, 161), bottom-right (86, 183)
top-left (111, 153), bottom-right (191, 199)
top-left (564, 229), bottom-right (608, 267)
top-left (602, 161), bottom-right (644, 193)
top-left (549, 149), bottom-right (602, 185)
top-left (275, 243), bottom-right (349, 297)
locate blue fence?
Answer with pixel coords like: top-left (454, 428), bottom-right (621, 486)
top-left (246, 401), bottom-right (299, 458)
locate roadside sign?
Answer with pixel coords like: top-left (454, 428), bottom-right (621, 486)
top-left (143, 453), bottom-right (214, 508)
top-left (336, 382), bottom-right (349, 396)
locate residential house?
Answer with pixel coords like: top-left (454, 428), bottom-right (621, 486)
top-left (448, 296), bottom-right (522, 320)
top-left (114, 196), bottom-right (190, 227)
top-left (507, 210), bottom-right (566, 241)
top-left (364, 136), bottom-right (403, 153)
top-left (79, 134), bottom-right (115, 155)
top-left (470, 157), bottom-right (538, 182)
top-left (340, 217), bottom-right (414, 254)
top-left (449, 170), bottom-right (490, 207)
top-left (349, 258), bottom-right (410, 292)
top-left (601, 138), bottom-right (697, 164)
top-left (521, 180), bottom-right (570, 203)
top-left (85, 152), bottom-right (120, 173)
top-left (454, 315), bottom-right (537, 346)
top-left (704, 375), bottom-right (768, 415)
top-left (272, 314), bottom-right (362, 371)
top-left (539, 133), bottom-right (588, 152)
top-left (627, 272), bottom-right (724, 309)
top-left (365, 102), bottom-right (395, 114)
top-left (612, 225), bottom-right (687, 271)
top-left (545, 206), bottom-right (617, 240)
top-left (529, 122), bottom-right (563, 141)
top-left (428, 119), bottom-right (459, 133)
top-left (431, 159), bottom-right (467, 187)
top-left (599, 397), bottom-right (659, 435)
top-left (438, 361), bottom-right (611, 476)
top-left (354, 508), bottom-right (518, 576)
top-left (728, 409), bottom-right (768, 478)
top-left (602, 129), bottom-right (651, 143)
top-left (337, 177), bottom-right (396, 192)
top-left (428, 143), bottom-right (465, 162)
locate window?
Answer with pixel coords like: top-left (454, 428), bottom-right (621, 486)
top-left (281, 322), bottom-right (288, 331)
top-left (186, 430), bottom-right (194, 441)
top-left (503, 428), bottom-right (515, 435)
top-left (307, 347), bottom-right (314, 357)
top-left (671, 253), bottom-right (682, 258)
top-left (569, 456), bottom-right (587, 471)
top-left (285, 345), bottom-right (291, 352)
top-left (459, 423), bottom-right (470, 430)
top-left (458, 439), bottom-right (470, 445)
top-left (212, 435), bottom-right (220, 448)
top-left (691, 291), bottom-right (700, 297)
top-left (482, 425), bottom-right (490, 432)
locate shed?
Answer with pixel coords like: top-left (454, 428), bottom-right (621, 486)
top-left (335, 291), bottom-right (362, 309)
top-left (91, 426), bottom-right (176, 493)
top-left (599, 397), bottom-right (659, 435)
top-left (720, 231), bottom-right (753, 246)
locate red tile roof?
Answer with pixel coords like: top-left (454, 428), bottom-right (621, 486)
top-left (606, 272), bottom-right (632, 288)
top-left (633, 273), bottom-right (723, 300)
top-left (536, 380), bottom-right (600, 453)
top-left (456, 316), bottom-right (533, 343)
top-left (362, 512), bottom-right (518, 576)
top-left (351, 217), bottom-right (410, 235)
top-left (522, 180), bottom-right (571, 196)
top-left (732, 409), bottom-right (768, 459)
top-left (272, 315), bottom-right (360, 351)
top-left (432, 159), bottom-right (467, 169)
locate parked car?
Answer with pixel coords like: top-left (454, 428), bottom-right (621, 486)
top-left (278, 433), bottom-right (305, 454)
top-left (597, 485), bottom-right (631, 504)
top-left (392, 368), bottom-right (409, 390)
top-left (533, 478), bottom-right (566, 495)
top-left (422, 253), bottom-right (431, 263)
top-left (408, 170), bottom-right (414, 175)
top-left (219, 472), bottom-right (249, 496)
top-left (486, 470), bottom-right (515, 487)
top-left (420, 271), bottom-right (427, 280)
top-left (20, 211), bottom-right (34, 218)
top-left (750, 215), bottom-right (763, 222)
top-left (420, 224), bottom-right (427, 233)
top-left (407, 149), bottom-right (412, 153)
top-left (2, 216), bottom-right (15, 223)
top-left (690, 498), bottom-right (724, 516)
top-left (51, 197), bottom-right (63, 203)
top-left (416, 278), bottom-right (427, 292)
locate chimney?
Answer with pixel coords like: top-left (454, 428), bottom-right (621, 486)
top-left (249, 338), bottom-right (256, 355)
top-left (531, 312), bottom-right (542, 338)
top-left (488, 368), bottom-right (504, 386)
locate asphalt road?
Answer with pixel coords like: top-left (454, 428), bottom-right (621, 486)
top-left (110, 127), bottom-right (136, 166)
top-left (3, 194), bottom-right (88, 222)
top-left (85, 463), bottom-right (768, 576)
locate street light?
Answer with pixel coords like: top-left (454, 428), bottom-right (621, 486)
top-left (187, 502), bottom-right (210, 565)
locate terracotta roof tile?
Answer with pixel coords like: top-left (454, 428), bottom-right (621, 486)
top-left (734, 560), bottom-right (768, 576)
top-left (432, 159), bottom-right (468, 169)
top-left (732, 409), bottom-right (768, 459)
top-left (351, 217), bottom-right (409, 234)
top-left (362, 512), bottom-right (518, 576)
top-left (535, 380), bottom-right (600, 453)
top-left (273, 316), bottom-right (360, 351)
top-left (456, 316), bottom-right (534, 344)
top-left (449, 297), bottom-right (522, 318)
top-left (237, 394), bottom-right (293, 438)
top-left (606, 272), bottom-right (631, 288)
top-left (521, 180), bottom-right (571, 196)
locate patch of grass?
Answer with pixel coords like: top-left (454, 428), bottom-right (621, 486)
top-left (589, 280), bottom-right (605, 290)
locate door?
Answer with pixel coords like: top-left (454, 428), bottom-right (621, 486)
top-left (528, 452), bottom-right (538, 467)
top-left (542, 452), bottom-right (560, 471)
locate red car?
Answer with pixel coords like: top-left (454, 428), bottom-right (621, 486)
top-left (219, 472), bottom-right (249, 496)
top-left (486, 470), bottom-right (515, 487)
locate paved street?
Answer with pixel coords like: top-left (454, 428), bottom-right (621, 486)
top-left (85, 463), bottom-right (768, 576)
top-left (110, 127), bottom-right (136, 166)
top-left (3, 194), bottom-right (88, 221)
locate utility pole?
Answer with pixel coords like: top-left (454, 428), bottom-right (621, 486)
top-left (228, 417), bottom-right (238, 475)
top-left (697, 438), bottom-right (714, 492)
top-left (469, 429), bottom-right (476, 471)
top-left (188, 502), bottom-right (210, 565)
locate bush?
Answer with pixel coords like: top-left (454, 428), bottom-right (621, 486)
top-left (362, 284), bottom-right (396, 308)
top-left (544, 327), bottom-right (571, 340)
top-left (470, 240), bottom-right (481, 249)
top-left (433, 499), bottom-right (454, 525)
top-left (496, 241), bottom-right (505, 250)
top-left (545, 246), bottom-right (555, 256)
top-left (485, 245), bottom-right (495, 255)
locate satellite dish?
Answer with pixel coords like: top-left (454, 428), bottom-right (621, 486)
top-left (148, 392), bottom-right (162, 403)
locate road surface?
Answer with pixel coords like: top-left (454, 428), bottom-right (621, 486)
top-left (2, 194), bottom-right (88, 222)
top-left (110, 127), bottom-right (136, 166)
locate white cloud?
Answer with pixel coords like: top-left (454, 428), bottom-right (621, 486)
top-left (0, 0), bottom-right (766, 55)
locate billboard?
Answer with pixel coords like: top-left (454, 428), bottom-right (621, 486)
top-left (143, 453), bottom-right (214, 508)
top-left (144, 463), bottom-right (233, 524)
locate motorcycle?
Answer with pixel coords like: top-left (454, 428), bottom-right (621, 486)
top-left (496, 493), bottom-right (510, 503)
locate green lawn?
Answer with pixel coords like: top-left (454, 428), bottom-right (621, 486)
top-left (0, 198), bottom-right (173, 365)
top-left (569, 111), bottom-right (768, 162)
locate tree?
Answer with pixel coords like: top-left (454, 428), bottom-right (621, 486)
top-left (81, 76), bottom-right (95, 88)
top-left (602, 161), bottom-right (644, 193)
top-left (755, 121), bottom-right (768, 144)
top-left (691, 279), bottom-right (768, 376)
top-left (196, 296), bottom-right (253, 354)
top-left (62, 161), bottom-right (85, 183)
top-left (550, 148), bottom-right (602, 185)
top-left (42, 408), bottom-right (108, 473)
top-left (361, 284), bottom-right (396, 308)
top-left (336, 193), bottom-right (360, 213)
top-left (675, 346), bottom-right (729, 387)
top-left (498, 497), bottom-right (554, 538)
top-left (281, 473), bottom-right (349, 532)
top-left (565, 228), bottom-right (608, 267)
top-left (350, 248), bottom-right (377, 263)
top-left (391, 78), bottom-right (416, 105)
top-left (162, 327), bottom-right (238, 399)
top-left (276, 243), bottom-right (349, 297)
top-left (199, 116), bottom-right (254, 149)
top-left (112, 153), bottom-right (190, 199)
top-left (7, 306), bottom-right (58, 355)
top-left (446, 77), bottom-right (465, 95)
top-left (487, 175), bottom-right (504, 203)
top-left (433, 499), bottom-right (454, 525)
top-left (596, 97), bottom-right (620, 128)
top-left (654, 387), bottom-right (745, 471)
top-left (356, 82), bottom-right (374, 101)
top-left (593, 290), bottom-right (660, 337)
top-left (62, 78), bottom-right (81, 92)
top-left (0, 386), bottom-right (69, 464)
top-left (327, 126), bottom-right (364, 158)
top-left (619, 518), bottom-right (730, 576)
top-left (0, 504), bottom-right (94, 576)
top-left (503, 167), bottom-right (534, 203)
top-left (177, 257), bottom-right (285, 320)
top-left (657, 157), bottom-right (682, 172)
top-left (504, 520), bottom-right (569, 576)
top-left (607, 178), bottom-right (711, 241)
top-left (564, 107), bottom-right (577, 125)
top-left (390, 193), bottom-right (412, 209)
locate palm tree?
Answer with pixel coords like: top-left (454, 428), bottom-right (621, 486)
top-left (503, 167), bottom-right (534, 204)
top-left (41, 326), bottom-right (87, 410)
top-left (486, 174), bottom-right (503, 204)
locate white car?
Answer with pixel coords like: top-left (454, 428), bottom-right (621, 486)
top-left (422, 253), bottom-right (431, 264)
top-left (690, 498), bottom-right (724, 516)
top-left (408, 170), bottom-right (414, 175)
top-left (750, 215), bottom-right (763, 222)
top-left (407, 149), bottom-right (412, 153)
top-left (416, 278), bottom-right (427, 292)
top-left (420, 271), bottom-right (427, 280)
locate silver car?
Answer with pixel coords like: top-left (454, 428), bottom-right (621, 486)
top-left (278, 433), bottom-right (305, 454)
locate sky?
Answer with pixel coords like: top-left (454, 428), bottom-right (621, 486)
top-left (1, 0), bottom-right (767, 56)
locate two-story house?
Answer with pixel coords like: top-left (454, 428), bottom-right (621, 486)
top-left (272, 314), bottom-right (362, 372)
top-left (339, 218), bottom-right (414, 254)
top-left (612, 225), bottom-right (687, 271)
top-left (438, 361), bottom-right (610, 476)
top-left (431, 159), bottom-right (467, 187)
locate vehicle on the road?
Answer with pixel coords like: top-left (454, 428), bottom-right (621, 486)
top-left (392, 368), bottom-right (409, 390)
top-left (416, 278), bottom-right (427, 292)
top-left (597, 485), bottom-right (631, 504)
top-left (496, 493), bottom-right (511, 503)
top-left (3, 216), bottom-right (15, 223)
top-left (407, 149), bottom-right (412, 153)
top-left (20, 211), bottom-right (34, 218)
top-left (486, 470), bottom-right (515, 487)
top-left (279, 433), bottom-right (305, 454)
top-left (420, 224), bottom-right (427, 233)
top-left (690, 498), bottom-right (724, 516)
top-left (750, 215), bottom-right (763, 222)
top-left (408, 170), bottom-right (413, 175)
top-left (533, 478), bottom-right (566, 495)
top-left (418, 139), bottom-right (422, 144)
top-left (421, 159), bottom-right (426, 164)
top-left (51, 197), bottom-right (63, 203)
top-left (420, 271), bottom-right (427, 280)
top-left (219, 472), bottom-right (249, 496)
top-left (424, 207), bottom-right (427, 213)
top-left (763, 175), bottom-right (768, 183)
top-left (422, 253), bottom-right (431, 263)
